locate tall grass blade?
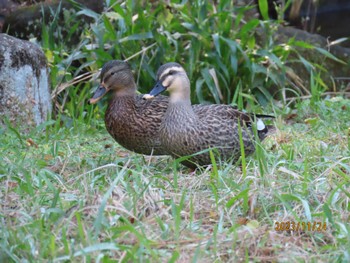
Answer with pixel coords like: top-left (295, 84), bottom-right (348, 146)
top-left (258, 0), bottom-right (269, 20)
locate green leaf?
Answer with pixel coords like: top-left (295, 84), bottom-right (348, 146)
top-left (280, 194), bottom-right (312, 221)
top-left (299, 56), bottom-right (314, 72)
top-left (201, 68), bottom-right (221, 104)
top-left (239, 19), bottom-right (260, 40)
top-left (226, 188), bottom-right (249, 209)
top-left (258, 0), bottom-right (269, 20)
top-left (103, 16), bottom-right (117, 40)
top-left (315, 47), bottom-right (346, 64)
top-left (168, 250), bottom-right (180, 263)
top-left (253, 86), bottom-right (273, 106)
top-left (323, 203), bottom-right (333, 224)
top-left (209, 149), bottom-right (218, 180)
top-left (195, 78), bottom-right (205, 103)
top-left (93, 165), bottom-right (126, 237)
top-left (230, 54), bottom-right (238, 74)
top-left (257, 50), bottom-right (283, 68)
top-left (76, 8), bottom-right (99, 21)
top-left (237, 121), bottom-right (246, 177)
top-left (54, 243), bottom-right (119, 261)
top-left (4, 118), bottom-right (24, 147)
top-left (292, 40), bottom-right (315, 49)
top-left (299, 198), bottom-right (312, 222)
top-left (105, 11), bottom-right (123, 20)
top-left (119, 32), bottom-right (153, 42)
top-left (212, 33), bottom-right (221, 57)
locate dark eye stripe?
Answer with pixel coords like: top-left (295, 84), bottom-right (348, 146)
top-left (103, 67), bottom-right (126, 82)
top-left (159, 74), bottom-right (168, 83)
top-left (160, 69), bottom-right (179, 81)
top-left (103, 74), bottom-right (113, 83)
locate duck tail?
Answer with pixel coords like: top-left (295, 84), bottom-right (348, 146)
top-left (257, 121), bottom-right (276, 140)
top-left (244, 114), bottom-right (275, 140)
top-left (255, 116), bottom-right (276, 140)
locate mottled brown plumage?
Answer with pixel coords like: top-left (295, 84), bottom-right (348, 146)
top-left (89, 60), bottom-right (169, 155)
top-left (89, 60), bottom-right (213, 156)
top-left (145, 62), bottom-right (273, 168)
top-left (104, 94), bottom-right (170, 155)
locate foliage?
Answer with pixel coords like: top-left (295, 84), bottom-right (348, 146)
top-left (38, 0), bottom-right (341, 124)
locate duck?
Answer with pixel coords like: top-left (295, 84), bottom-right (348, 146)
top-left (88, 60), bottom-right (217, 156)
top-left (88, 60), bottom-right (170, 155)
top-left (143, 62), bottom-right (274, 168)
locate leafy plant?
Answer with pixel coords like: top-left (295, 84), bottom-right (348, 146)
top-left (36, 0), bottom-right (343, 124)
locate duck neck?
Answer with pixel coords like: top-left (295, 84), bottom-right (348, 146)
top-left (168, 82), bottom-right (194, 116)
top-left (169, 92), bottom-right (191, 106)
top-left (114, 82), bottom-right (137, 98)
top-left (169, 76), bottom-right (191, 104)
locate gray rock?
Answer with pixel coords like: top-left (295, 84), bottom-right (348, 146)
top-left (0, 33), bottom-right (51, 126)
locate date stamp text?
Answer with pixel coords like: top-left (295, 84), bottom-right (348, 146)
top-left (275, 221), bottom-right (327, 232)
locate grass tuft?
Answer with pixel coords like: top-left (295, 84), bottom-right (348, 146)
top-left (1, 97), bottom-right (349, 261)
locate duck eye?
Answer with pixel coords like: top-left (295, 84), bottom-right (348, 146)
top-left (168, 70), bottom-right (174, 75)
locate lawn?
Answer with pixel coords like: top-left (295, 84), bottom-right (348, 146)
top-left (1, 97), bottom-right (349, 262)
top-left (1, 0), bottom-right (350, 261)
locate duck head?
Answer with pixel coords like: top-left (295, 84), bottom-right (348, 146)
top-left (144, 62), bottom-right (191, 102)
top-left (89, 60), bottom-right (136, 104)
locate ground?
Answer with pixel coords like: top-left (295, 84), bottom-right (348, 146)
top-left (0, 97), bottom-right (349, 262)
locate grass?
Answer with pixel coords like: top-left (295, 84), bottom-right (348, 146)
top-left (2, 0), bottom-right (350, 261)
top-left (1, 97), bottom-right (349, 262)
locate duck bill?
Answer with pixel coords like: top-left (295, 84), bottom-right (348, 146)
top-left (149, 81), bottom-right (166, 97)
top-left (89, 85), bottom-right (109, 104)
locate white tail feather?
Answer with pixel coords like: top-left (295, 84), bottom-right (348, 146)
top-left (257, 118), bottom-right (266, 131)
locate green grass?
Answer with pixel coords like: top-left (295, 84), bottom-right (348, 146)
top-left (2, 0), bottom-right (350, 261)
top-left (1, 97), bottom-right (349, 262)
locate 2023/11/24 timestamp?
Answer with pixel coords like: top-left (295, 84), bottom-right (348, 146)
top-left (275, 221), bottom-right (327, 232)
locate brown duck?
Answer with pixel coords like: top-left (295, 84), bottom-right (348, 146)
top-left (89, 60), bottom-right (216, 156)
top-left (144, 62), bottom-right (274, 168)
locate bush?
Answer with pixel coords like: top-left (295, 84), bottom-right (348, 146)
top-left (41, 0), bottom-right (339, 123)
